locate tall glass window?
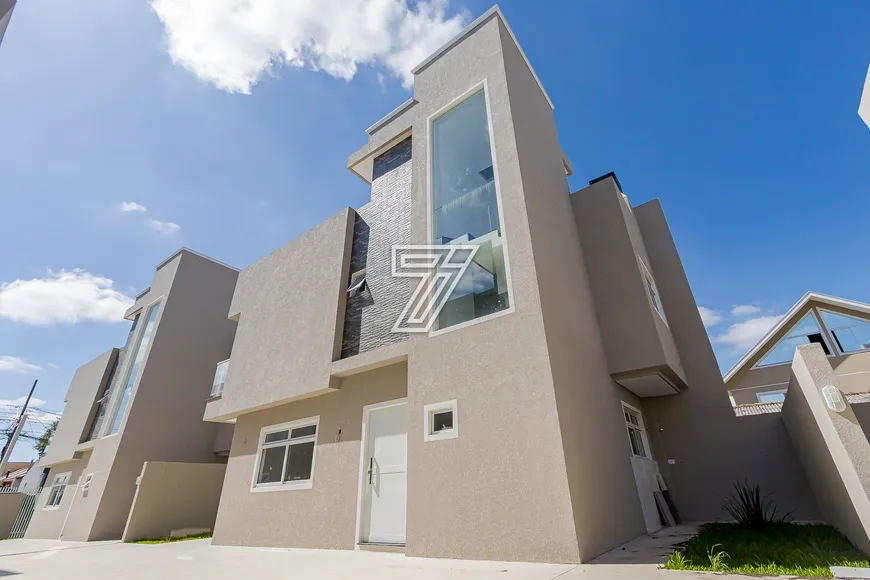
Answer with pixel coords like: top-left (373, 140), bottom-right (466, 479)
top-left (106, 302), bottom-right (160, 435)
top-left (431, 89), bottom-right (510, 330)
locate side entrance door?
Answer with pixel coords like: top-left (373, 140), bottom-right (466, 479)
top-left (622, 402), bottom-right (662, 534)
top-left (359, 401), bottom-right (408, 545)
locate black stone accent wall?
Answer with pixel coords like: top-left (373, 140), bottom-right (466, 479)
top-left (341, 137), bottom-right (412, 358)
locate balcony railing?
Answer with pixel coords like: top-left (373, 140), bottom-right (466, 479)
top-left (210, 359), bottom-right (229, 398)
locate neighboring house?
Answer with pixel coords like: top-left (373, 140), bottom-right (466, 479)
top-left (0, 0), bottom-right (14, 47)
top-left (725, 293), bottom-right (870, 407)
top-left (860, 62), bottom-right (870, 129)
top-left (17, 462), bottom-right (46, 492)
top-left (0, 462), bottom-right (33, 489)
top-left (26, 249), bottom-right (238, 541)
top-left (199, 6), bottom-right (870, 563)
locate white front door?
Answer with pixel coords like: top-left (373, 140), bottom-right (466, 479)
top-left (360, 402), bottom-right (408, 544)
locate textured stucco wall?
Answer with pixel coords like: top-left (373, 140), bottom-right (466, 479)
top-left (573, 179), bottom-right (685, 386)
top-left (855, 403), bottom-right (870, 439)
top-left (212, 363), bottom-right (407, 549)
top-left (40, 349), bottom-right (117, 467)
top-left (342, 138), bottom-right (411, 358)
top-left (783, 345), bottom-right (870, 553)
top-left (399, 15), bottom-right (581, 563)
top-left (635, 200), bottom-right (820, 522)
top-left (498, 22), bottom-right (647, 561)
top-left (122, 462), bottom-right (226, 542)
top-left (0, 492), bottom-right (24, 539)
top-left (206, 209), bottom-right (354, 421)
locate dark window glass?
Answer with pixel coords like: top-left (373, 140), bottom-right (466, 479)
top-left (257, 447), bottom-right (285, 484)
top-left (285, 442), bottom-right (315, 481)
top-left (264, 430), bottom-right (289, 444)
top-left (290, 425), bottom-right (316, 439)
top-left (432, 411), bottom-right (453, 432)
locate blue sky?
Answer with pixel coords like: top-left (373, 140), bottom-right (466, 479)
top-left (1, 0), bottom-right (868, 461)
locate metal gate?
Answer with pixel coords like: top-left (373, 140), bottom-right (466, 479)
top-left (7, 489), bottom-right (41, 539)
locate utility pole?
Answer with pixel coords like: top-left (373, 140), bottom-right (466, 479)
top-left (0, 379), bottom-right (37, 476)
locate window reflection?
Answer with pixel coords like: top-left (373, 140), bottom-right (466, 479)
top-left (432, 89), bottom-right (510, 330)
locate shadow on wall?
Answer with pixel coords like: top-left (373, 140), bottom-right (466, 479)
top-left (853, 403), bottom-right (870, 437)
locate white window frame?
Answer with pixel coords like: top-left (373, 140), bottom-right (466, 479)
top-left (43, 471), bottom-right (71, 510)
top-left (210, 359), bottom-right (230, 398)
top-left (638, 258), bottom-right (667, 326)
top-left (80, 473), bottom-right (93, 494)
top-left (250, 416), bottom-right (319, 493)
top-left (426, 79), bottom-right (517, 338)
top-left (423, 400), bottom-right (458, 442)
top-left (756, 388), bottom-right (787, 404)
top-left (621, 403), bottom-right (651, 459)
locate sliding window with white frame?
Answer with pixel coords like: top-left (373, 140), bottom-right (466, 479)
top-left (251, 416), bottom-right (319, 492)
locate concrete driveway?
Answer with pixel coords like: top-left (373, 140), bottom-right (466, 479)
top-left (0, 531), bottom-right (743, 580)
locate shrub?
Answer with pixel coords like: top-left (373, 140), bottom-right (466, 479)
top-left (721, 480), bottom-right (785, 529)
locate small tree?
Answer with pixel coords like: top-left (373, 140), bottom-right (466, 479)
top-left (35, 420), bottom-right (58, 457)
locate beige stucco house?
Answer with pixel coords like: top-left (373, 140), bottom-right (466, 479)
top-left (26, 249), bottom-right (238, 541)
top-left (29, 4), bottom-right (870, 563)
top-left (201, 6), bottom-right (870, 562)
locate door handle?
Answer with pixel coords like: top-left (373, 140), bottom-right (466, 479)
top-left (368, 457), bottom-right (374, 485)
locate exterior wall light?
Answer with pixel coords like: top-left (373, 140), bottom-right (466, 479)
top-left (822, 385), bottom-right (846, 413)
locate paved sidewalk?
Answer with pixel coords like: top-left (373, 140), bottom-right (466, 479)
top-left (0, 535), bottom-right (739, 580)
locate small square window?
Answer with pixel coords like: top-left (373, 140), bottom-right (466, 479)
top-left (423, 400), bottom-right (458, 442)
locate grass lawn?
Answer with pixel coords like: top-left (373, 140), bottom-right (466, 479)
top-left (664, 522), bottom-right (869, 577)
top-left (133, 532), bottom-right (212, 545)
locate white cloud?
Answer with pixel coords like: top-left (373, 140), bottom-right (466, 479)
top-left (731, 304), bottom-right (762, 317)
top-left (698, 306), bottom-right (723, 329)
top-left (0, 269), bottom-right (134, 325)
top-left (150, 0), bottom-right (468, 93)
top-left (148, 219), bottom-right (181, 234)
top-left (0, 356), bottom-right (43, 373)
top-left (713, 314), bottom-right (784, 353)
top-left (119, 201), bottom-right (147, 213)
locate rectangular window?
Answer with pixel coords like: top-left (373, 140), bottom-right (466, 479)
top-left (44, 472), bottom-right (71, 509)
top-left (638, 259), bottom-right (667, 325)
top-left (757, 389), bottom-right (786, 404)
top-left (431, 88), bottom-right (511, 331)
top-left (623, 405), bottom-right (649, 459)
top-left (210, 359), bottom-right (229, 398)
top-left (423, 400), bottom-right (458, 442)
top-left (252, 417), bottom-right (319, 491)
top-left (84, 354), bottom-right (120, 442)
top-left (106, 301), bottom-right (161, 435)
